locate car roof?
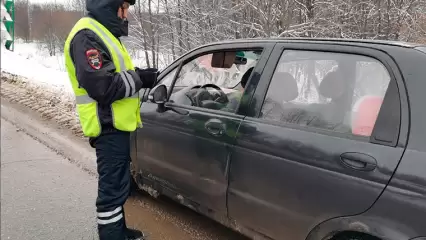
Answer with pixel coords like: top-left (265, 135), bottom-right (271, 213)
top-left (207, 37), bottom-right (425, 48)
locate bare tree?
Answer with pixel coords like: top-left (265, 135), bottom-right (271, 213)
top-left (124, 0), bottom-right (426, 69)
top-left (14, 0), bottom-right (31, 42)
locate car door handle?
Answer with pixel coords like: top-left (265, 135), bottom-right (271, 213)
top-left (340, 152), bottom-right (377, 172)
top-left (205, 119), bottom-right (225, 136)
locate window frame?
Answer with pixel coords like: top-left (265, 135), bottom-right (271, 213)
top-left (250, 43), bottom-right (407, 147)
top-left (156, 42), bottom-right (275, 116)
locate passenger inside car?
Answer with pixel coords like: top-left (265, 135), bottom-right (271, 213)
top-left (309, 69), bottom-right (352, 132)
top-left (261, 67), bottom-right (353, 134)
top-left (260, 72), bottom-right (299, 121)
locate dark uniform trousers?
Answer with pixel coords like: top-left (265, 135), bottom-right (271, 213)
top-left (91, 129), bottom-right (131, 240)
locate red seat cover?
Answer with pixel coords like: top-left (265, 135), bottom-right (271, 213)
top-left (352, 96), bottom-right (384, 136)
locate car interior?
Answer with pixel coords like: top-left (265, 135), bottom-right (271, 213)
top-left (162, 50), bottom-right (384, 137)
top-left (168, 50), bottom-right (262, 112)
top-left (261, 56), bottom-right (384, 137)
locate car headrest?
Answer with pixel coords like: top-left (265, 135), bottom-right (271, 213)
top-left (319, 71), bottom-right (346, 99)
top-left (241, 67), bottom-right (254, 88)
top-left (352, 95), bottom-right (384, 136)
top-left (270, 72), bottom-right (299, 102)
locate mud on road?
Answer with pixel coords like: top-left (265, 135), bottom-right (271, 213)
top-left (1, 73), bottom-right (249, 240)
top-left (125, 192), bottom-right (248, 240)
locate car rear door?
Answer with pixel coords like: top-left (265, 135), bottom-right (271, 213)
top-left (133, 42), bottom-right (274, 216)
top-left (227, 43), bottom-right (409, 240)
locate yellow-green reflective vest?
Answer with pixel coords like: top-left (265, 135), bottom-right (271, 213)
top-left (64, 17), bottom-right (142, 137)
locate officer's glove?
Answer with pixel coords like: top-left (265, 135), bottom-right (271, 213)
top-left (135, 67), bottom-right (159, 89)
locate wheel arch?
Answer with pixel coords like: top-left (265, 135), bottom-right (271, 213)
top-left (305, 215), bottom-right (411, 240)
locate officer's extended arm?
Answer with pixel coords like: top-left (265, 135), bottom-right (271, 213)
top-left (70, 30), bottom-right (144, 106)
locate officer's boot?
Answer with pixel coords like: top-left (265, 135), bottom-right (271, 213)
top-left (125, 227), bottom-right (146, 240)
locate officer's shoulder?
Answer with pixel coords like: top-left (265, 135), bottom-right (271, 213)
top-left (73, 29), bottom-right (100, 43)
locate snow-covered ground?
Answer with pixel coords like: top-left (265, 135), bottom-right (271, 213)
top-left (1, 41), bottom-right (73, 98)
top-left (0, 40), bottom-right (176, 137)
top-left (1, 41), bottom-right (83, 136)
top-left (11, 40), bottom-right (67, 71)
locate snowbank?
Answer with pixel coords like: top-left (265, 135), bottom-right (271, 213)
top-left (1, 42), bottom-right (81, 135)
top-left (1, 43), bottom-right (73, 99)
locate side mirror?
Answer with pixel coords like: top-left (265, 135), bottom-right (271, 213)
top-left (147, 84), bottom-right (189, 115)
top-left (148, 85), bottom-right (167, 104)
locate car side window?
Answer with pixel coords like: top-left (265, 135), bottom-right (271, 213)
top-left (260, 50), bottom-right (391, 138)
top-left (168, 50), bottom-right (263, 113)
top-left (158, 68), bottom-right (178, 94)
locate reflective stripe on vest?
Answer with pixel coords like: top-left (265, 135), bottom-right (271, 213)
top-left (75, 19), bottom-right (139, 105)
top-left (64, 17), bottom-right (142, 137)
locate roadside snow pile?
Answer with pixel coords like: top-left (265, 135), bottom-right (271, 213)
top-left (1, 45), bottom-right (83, 137)
top-left (1, 45), bottom-right (73, 99)
top-left (1, 72), bottom-right (84, 137)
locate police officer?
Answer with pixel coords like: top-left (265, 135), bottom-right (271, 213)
top-left (63, 0), bottom-right (157, 239)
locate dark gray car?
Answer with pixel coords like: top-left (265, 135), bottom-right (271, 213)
top-left (130, 38), bottom-right (426, 240)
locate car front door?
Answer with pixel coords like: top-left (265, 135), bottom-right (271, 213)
top-left (134, 42), bottom-right (274, 215)
top-left (227, 43), bottom-right (409, 239)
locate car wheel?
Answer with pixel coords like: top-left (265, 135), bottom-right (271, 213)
top-left (335, 237), bottom-right (362, 240)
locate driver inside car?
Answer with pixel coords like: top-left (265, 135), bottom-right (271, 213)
top-left (170, 51), bottom-right (258, 112)
top-left (199, 51), bottom-right (256, 112)
top-left (222, 66), bottom-right (254, 112)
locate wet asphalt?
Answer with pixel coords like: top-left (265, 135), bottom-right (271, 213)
top-left (0, 107), bottom-right (249, 240)
top-left (0, 118), bottom-right (98, 239)
top-left (1, 78), bottom-right (251, 240)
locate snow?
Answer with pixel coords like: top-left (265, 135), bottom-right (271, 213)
top-left (12, 41), bottom-right (67, 71)
top-left (1, 41), bottom-right (245, 100)
top-left (1, 41), bottom-right (169, 92)
top-left (0, 41), bottom-right (154, 93)
top-left (1, 42), bottom-right (73, 95)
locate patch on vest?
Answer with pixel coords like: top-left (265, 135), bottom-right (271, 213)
top-left (85, 48), bottom-right (102, 70)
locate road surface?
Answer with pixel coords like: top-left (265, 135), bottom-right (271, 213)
top-left (0, 113), bottom-right (249, 240)
top-left (1, 76), bottom-right (250, 239)
top-left (1, 118), bottom-right (98, 239)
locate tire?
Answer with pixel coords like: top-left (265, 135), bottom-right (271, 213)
top-left (335, 237), bottom-right (362, 240)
